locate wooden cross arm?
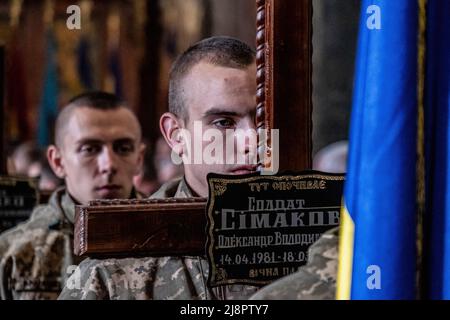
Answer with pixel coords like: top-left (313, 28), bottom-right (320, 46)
top-left (74, 198), bottom-right (208, 257)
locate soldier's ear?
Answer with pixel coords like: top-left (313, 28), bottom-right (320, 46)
top-left (159, 112), bottom-right (185, 159)
top-left (47, 145), bottom-right (66, 179)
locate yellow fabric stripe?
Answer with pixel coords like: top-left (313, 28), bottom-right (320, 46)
top-left (415, 0), bottom-right (427, 299)
top-left (336, 203), bottom-right (355, 300)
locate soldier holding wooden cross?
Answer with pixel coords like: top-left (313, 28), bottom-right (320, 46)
top-left (0, 92), bottom-right (146, 299)
top-left (59, 36), bottom-right (262, 300)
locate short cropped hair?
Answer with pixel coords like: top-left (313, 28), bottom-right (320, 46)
top-left (55, 91), bottom-right (128, 147)
top-left (168, 36), bottom-right (256, 118)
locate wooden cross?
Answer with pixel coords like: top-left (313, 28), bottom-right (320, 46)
top-left (256, 0), bottom-right (312, 172)
top-left (75, 0), bottom-right (313, 257)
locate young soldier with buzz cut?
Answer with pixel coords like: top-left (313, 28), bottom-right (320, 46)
top-left (0, 92), bottom-right (145, 299)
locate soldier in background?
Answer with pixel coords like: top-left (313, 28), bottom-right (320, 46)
top-left (313, 140), bottom-right (348, 174)
top-left (0, 92), bottom-right (145, 299)
top-left (59, 36), bottom-right (260, 300)
top-left (8, 141), bottom-right (42, 178)
top-left (8, 141), bottom-right (64, 192)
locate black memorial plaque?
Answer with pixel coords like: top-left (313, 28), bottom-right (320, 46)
top-left (206, 171), bottom-right (345, 286)
top-left (0, 176), bottom-right (39, 233)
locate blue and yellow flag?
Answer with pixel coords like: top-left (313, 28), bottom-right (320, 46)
top-left (337, 0), bottom-right (420, 299)
top-left (424, 0), bottom-right (450, 300)
top-left (338, 0), bottom-right (450, 300)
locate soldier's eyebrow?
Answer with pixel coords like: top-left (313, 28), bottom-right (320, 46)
top-left (76, 138), bottom-right (103, 146)
top-left (203, 107), bottom-right (257, 120)
top-left (113, 138), bottom-right (136, 145)
top-left (76, 137), bottom-right (136, 146)
top-left (203, 107), bottom-right (243, 118)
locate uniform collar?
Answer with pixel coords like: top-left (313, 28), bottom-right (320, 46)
top-left (50, 187), bottom-right (140, 228)
top-left (174, 177), bottom-right (195, 198)
top-left (61, 191), bottom-right (77, 225)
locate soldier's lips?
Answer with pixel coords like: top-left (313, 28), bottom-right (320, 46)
top-left (230, 166), bottom-right (257, 175)
top-left (95, 185), bottom-right (122, 197)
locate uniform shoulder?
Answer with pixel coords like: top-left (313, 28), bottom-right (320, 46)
top-left (308, 226), bottom-right (339, 261)
top-left (0, 203), bottom-right (60, 257)
top-left (250, 267), bottom-right (335, 300)
top-left (250, 227), bottom-right (340, 300)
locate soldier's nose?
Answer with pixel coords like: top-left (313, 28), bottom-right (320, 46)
top-left (98, 146), bottom-right (118, 175)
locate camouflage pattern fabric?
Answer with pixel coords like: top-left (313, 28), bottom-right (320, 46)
top-left (59, 177), bottom-right (260, 300)
top-left (249, 227), bottom-right (339, 300)
top-left (0, 188), bottom-right (82, 300)
top-left (0, 187), bottom-right (141, 300)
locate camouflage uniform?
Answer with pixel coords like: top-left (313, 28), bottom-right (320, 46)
top-left (0, 187), bottom-right (140, 300)
top-left (0, 188), bottom-right (83, 300)
top-left (249, 227), bottom-right (339, 300)
top-left (58, 178), bottom-right (260, 300)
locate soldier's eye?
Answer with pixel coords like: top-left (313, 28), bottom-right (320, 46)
top-left (212, 118), bottom-right (235, 129)
top-left (114, 143), bottom-right (135, 155)
top-left (80, 144), bottom-right (100, 155)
